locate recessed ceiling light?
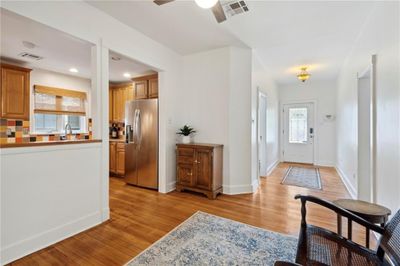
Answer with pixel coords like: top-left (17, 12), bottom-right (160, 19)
top-left (123, 73), bottom-right (131, 78)
top-left (69, 68), bottom-right (79, 73)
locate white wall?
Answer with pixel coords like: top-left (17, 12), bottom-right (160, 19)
top-left (1, 143), bottom-right (102, 264)
top-left (181, 47), bottom-right (253, 194)
top-left (252, 55), bottom-right (280, 180)
top-left (336, 2), bottom-right (400, 211)
top-left (181, 47), bottom-right (230, 181)
top-left (29, 68), bottom-right (92, 125)
top-left (1, 1), bottom-right (183, 264)
top-left (279, 80), bottom-right (337, 167)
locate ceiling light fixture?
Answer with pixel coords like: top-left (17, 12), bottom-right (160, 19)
top-left (297, 67), bottom-right (311, 82)
top-left (123, 73), bottom-right (131, 78)
top-left (194, 0), bottom-right (218, 9)
top-left (69, 68), bottom-right (79, 73)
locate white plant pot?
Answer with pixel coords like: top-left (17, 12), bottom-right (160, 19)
top-left (182, 135), bottom-right (191, 144)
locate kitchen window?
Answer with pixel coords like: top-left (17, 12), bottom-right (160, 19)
top-left (33, 85), bottom-right (87, 134)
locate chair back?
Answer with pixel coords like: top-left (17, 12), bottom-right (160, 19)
top-left (379, 209), bottom-right (400, 265)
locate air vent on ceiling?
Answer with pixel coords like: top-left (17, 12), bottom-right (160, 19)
top-left (18, 52), bottom-right (43, 61)
top-left (222, 0), bottom-right (249, 17)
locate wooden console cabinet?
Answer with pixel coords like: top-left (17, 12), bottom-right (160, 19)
top-left (176, 143), bottom-right (223, 199)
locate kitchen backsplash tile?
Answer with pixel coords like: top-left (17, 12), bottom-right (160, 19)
top-left (0, 118), bottom-right (93, 145)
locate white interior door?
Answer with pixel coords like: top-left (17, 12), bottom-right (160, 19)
top-left (283, 103), bottom-right (314, 164)
top-left (258, 93), bottom-right (267, 176)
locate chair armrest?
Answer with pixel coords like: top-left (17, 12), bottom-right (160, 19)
top-left (294, 194), bottom-right (385, 234)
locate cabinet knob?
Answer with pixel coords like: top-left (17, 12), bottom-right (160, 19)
top-left (188, 172), bottom-right (192, 176)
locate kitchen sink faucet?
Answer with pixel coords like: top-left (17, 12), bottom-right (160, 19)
top-left (65, 123), bottom-right (72, 138)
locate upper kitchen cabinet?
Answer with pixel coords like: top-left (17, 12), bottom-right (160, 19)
top-left (148, 77), bottom-right (158, 99)
top-left (0, 64), bottom-right (31, 120)
top-left (110, 82), bottom-right (134, 122)
top-left (134, 80), bottom-right (148, 99)
top-left (132, 74), bottom-right (158, 99)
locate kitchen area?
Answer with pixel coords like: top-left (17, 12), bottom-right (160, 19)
top-left (108, 52), bottom-right (159, 190)
top-left (0, 8), bottom-right (108, 264)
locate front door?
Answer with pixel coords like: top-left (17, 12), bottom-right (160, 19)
top-left (283, 103), bottom-right (314, 164)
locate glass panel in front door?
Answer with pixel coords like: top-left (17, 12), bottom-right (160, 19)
top-left (288, 107), bottom-right (308, 143)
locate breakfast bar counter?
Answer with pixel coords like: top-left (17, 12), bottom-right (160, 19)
top-left (0, 139), bottom-right (102, 149)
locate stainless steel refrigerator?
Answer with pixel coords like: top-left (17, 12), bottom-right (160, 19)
top-left (124, 99), bottom-right (158, 189)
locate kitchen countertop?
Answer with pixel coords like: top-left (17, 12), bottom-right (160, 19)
top-left (0, 139), bottom-right (102, 148)
top-left (109, 138), bottom-right (125, 142)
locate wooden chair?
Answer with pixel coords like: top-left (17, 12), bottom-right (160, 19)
top-left (291, 195), bottom-right (400, 266)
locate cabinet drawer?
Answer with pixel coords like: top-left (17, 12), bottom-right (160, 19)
top-left (117, 143), bottom-right (125, 150)
top-left (177, 148), bottom-right (194, 157)
top-left (177, 156), bottom-right (195, 164)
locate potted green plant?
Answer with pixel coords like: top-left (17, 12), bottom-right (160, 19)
top-left (177, 125), bottom-right (196, 144)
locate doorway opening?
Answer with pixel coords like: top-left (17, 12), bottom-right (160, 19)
top-left (258, 91), bottom-right (268, 177)
top-left (108, 51), bottom-right (159, 190)
top-left (282, 102), bottom-right (315, 164)
top-left (357, 55), bottom-right (376, 202)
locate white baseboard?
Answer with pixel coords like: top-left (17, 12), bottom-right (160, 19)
top-left (166, 181), bottom-right (176, 193)
top-left (266, 159), bottom-right (280, 176)
top-left (101, 208), bottom-right (110, 221)
top-left (251, 178), bottom-right (260, 192)
top-left (1, 211), bottom-right (103, 265)
top-left (316, 161), bottom-right (336, 167)
top-left (222, 184), bottom-right (253, 195)
top-left (335, 165), bottom-right (357, 199)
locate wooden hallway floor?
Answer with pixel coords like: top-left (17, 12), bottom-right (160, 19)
top-left (9, 163), bottom-right (371, 265)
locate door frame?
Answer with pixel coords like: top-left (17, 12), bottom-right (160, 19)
top-left (257, 90), bottom-right (268, 177)
top-left (356, 54), bottom-right (377, 203)
top-left (280, 99), bottom-right (318, 165)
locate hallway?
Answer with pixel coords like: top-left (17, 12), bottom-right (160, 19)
top-left (9, 163), bottom-right (370, 265)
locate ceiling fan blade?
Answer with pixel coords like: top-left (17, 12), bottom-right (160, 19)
top-left (153, 0), bottom-right (175, 5)
top-left (211, 1), bottom-right (227, 23)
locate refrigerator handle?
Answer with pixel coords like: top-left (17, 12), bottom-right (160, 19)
top-left (137, 109), bottom-right (142, 147)
top-left (133, 109), bottom-right (139, 144)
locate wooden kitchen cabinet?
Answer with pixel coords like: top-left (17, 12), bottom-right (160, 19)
top-left (109, 141), bottom-right (125, 176)
top-left (148, 78), bottom-right (158, 98)
top-left (134, 80), bottom-right (148, 99)
top-left (116, 143), bottom-right (125, 175)
top-left (109, 75), bottom-right (158, 122)
top-left (109, 142), bottom-right (116, 173)
top-left (0, 64), bottom-right (31, 120)
top-left (176, 143), bottom-right (223, 199)
top-left (110, 83), bottom-right (133, 122)
top-left (132, 74), bottom-right (158, 100)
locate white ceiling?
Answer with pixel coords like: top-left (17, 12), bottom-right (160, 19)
top-left (0, 8), bottom-right (154, 83)
top-left (87, 0), bottom-right (376, 85)
top-left (86, 0), bottom-right (248, 54)
top-left (109, 52), bottom-right (156, 83)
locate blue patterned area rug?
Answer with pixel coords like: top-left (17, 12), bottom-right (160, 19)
top-left (126, 211), bottom-right (297, 265)
top-left (282, 166), bottom-right (322, 190)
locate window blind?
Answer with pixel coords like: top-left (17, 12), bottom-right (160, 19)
top-left (34, 85), bottom-right (87, 116)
